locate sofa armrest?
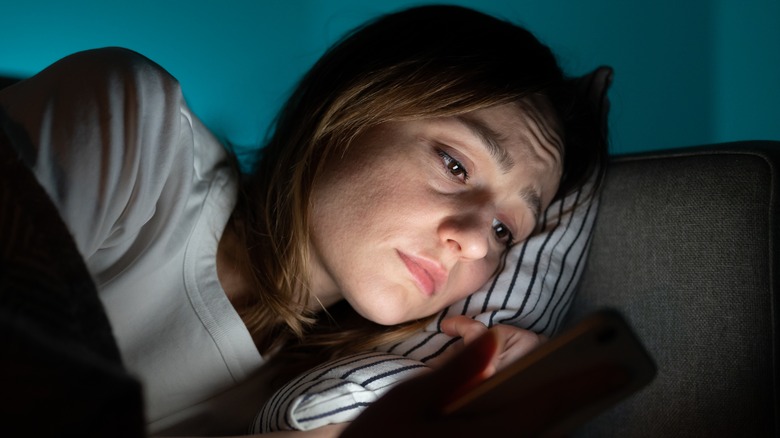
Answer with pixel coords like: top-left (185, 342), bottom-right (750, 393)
top-left (568, 141), bottom-right (779, 436)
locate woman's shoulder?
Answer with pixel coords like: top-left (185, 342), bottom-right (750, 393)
top-left (50, 47), bottom-right (180, 89)
top-left (0, 47), bottom-right (217, 258)
top-left (1, 47), bottom-right (187, 143)
top-left (57, 47), bottom-right (186, 119)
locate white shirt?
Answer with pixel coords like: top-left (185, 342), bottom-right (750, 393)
top-left (0, 47), bottom-right (263, 432)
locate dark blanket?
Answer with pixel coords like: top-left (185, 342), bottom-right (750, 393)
top-left (0, 109), bottom-right (145, 437)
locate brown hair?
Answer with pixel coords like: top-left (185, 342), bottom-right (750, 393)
top-left (231, 5), bottom-right (608, 360)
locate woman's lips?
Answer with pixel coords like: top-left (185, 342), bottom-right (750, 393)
top-left (398, 251), bottom-right (447, 297)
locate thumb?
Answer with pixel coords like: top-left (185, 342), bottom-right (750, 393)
top-left (441, 315), bottom-right (488, 345)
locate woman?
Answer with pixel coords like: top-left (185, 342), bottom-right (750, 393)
top-left (0, 4), bottom-right (606, 436)
top-left (230, 3), bottom-right (603, 355)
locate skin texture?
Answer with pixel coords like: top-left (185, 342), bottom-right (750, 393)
top-left (308, 102), bottom-right (563, 325)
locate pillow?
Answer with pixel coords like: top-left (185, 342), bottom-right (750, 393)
top-left (254, 351), bottom-right (430, 432)
top-left (253, 66), bottom-right (613, 433)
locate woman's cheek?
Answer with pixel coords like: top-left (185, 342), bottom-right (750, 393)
top-left (448, 260), bottom-right (497, 303)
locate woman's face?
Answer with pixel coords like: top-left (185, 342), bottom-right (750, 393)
top-left (309, 101), bottom-right (563, 325)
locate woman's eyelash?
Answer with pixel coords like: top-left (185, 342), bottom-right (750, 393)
top-left (437, 150), bottom-right (469, 181)
top-left (492, 218), bottom-right (514, 246)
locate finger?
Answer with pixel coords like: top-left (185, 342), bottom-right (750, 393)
top-left (491, 325), bottom-right (546, 370)
top-left (434, 328), bottom-right (502, 389)
top-left (441, 316), bottom-right (488, 344)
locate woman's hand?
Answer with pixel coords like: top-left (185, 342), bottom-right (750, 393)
top-left (436, 316), bottom-right (546, 376)
top-left (340, 320), bottom-right (620, 437)
top-left (340, 328), bottom-right (558, 437)
top-left (340, 329), bottom-right (507, 437)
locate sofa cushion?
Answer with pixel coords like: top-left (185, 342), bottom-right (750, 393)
top-left (570, 141), bottom-right (780, 436)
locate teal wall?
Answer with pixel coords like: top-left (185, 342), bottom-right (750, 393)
top-left (2, 0), bottom-right (778, 155)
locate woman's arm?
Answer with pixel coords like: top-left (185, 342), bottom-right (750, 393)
top-left (171, 423), bottom-right (348, 438)
top-left (261, 425), bottom-right (348, 438)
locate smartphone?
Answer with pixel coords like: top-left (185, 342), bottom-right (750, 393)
top-left (440, 309), bottom-right (656, 436)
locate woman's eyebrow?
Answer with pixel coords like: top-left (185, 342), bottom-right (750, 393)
top-left (518, 185), bottom-right (542, 227)
top-left (454, 114), bottom-right (515, 173)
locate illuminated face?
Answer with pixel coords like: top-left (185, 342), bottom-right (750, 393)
top-left (308, 101), bottom-right (563, 325)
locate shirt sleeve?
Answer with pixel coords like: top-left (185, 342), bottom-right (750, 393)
top-left (0, 47), bottom-right (189, 259)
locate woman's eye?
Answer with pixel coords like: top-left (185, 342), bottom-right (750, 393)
top-left (438, 150), bottom-right (469, 181)
top-left (492, 218), bottom-right (514, 245)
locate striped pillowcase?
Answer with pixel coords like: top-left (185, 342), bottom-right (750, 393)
top-left (253, 180), bottom-right (599, 433)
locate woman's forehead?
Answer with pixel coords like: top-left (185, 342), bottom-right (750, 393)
top-left (515, 95), bottom-right (565, 161)
top-left (460, 101), bottom-right (563, 172)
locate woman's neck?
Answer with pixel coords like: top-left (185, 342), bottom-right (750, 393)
top-left (217, 217), bottom-right (345, 316)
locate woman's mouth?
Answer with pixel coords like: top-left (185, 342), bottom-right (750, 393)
top-left (397, 251), bottom-right (447, 297)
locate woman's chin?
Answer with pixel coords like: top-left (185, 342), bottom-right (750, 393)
top-left (354, 304), bottom-right (415, 326)
top-left (366, 312), bottom-right (408, 326)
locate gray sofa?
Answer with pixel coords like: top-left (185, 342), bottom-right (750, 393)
top-left (569, 140), bottom-right (779, 437)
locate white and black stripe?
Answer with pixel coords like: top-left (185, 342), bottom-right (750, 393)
top-left (253, 352), bottom-right (429, 432)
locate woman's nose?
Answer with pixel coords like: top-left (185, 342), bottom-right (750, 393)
top-left (438, 214), bottom-right (491, 260)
